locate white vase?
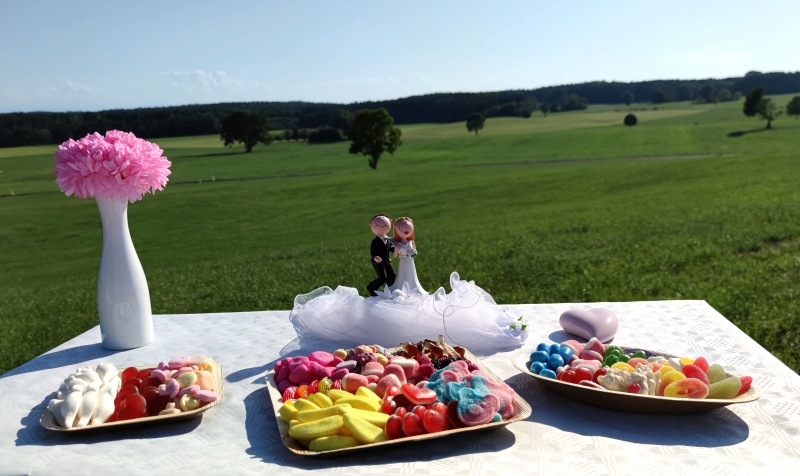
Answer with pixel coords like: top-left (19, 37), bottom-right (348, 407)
top-left (96, 196), bottom-right (154, 350)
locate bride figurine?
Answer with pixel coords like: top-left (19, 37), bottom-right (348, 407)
top-left (389, 217), bottom-right (426, 295)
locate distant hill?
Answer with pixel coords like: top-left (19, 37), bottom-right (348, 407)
top-left (2, 71), bottom-right (799, 148)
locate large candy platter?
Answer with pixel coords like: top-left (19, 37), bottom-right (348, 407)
top-left (512, 340), bottom-right (760, 414)
top-left (265, 338), bottom-right (531, 456)
top-left (41, 356), bottom-right (223, 433)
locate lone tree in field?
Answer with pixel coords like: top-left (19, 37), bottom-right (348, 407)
top-left (622, 91), bottom-right (634, 106)
top-left (787, 96), bottom-right (800, 120)
top-left (624, 114), bottom-right (638, 126)
top-left (348, 108), bottom-right (402, 170)
top-left (466, 113), bottom-right (485, 135)
top-left (744, 87), bottom-right (781, 129)
top-left (220, 112), bottom-right (271, 152)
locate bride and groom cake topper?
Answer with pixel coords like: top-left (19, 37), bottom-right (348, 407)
top-left (367, 214), bottom-right (426, 297)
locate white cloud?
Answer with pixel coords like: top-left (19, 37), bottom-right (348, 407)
top-left (160, 70), bottom-right (265, 95)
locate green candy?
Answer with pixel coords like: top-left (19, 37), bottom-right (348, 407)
top-left (707, 376), bottom-right (742, 399)
top-left (604, 354), bottom-right (621, 366)
top-left (706, 364), bottom-right (727, 384)
top-left (604, 346), bottom-right (621, 357)
top-left (632, 351), bottom-right (646, 359)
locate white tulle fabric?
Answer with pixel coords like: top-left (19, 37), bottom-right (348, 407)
top-left (289, 272), bottom-right (528, 355)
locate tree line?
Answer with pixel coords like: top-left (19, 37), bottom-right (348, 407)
top-left (2, 71), bottom-right (799, 148)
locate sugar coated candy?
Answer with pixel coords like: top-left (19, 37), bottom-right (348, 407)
top-left (680, 364), bottom-right (709, 385)
top-left (707, 376), bottom-right (742, 399)
top-left (663, 378), bottom-right (709, 399)
top-left (706, 364), bottom-right (726, 384)
top-left (456, 388), bottom-right (500, 426)
top-left (657, 371), bottom-right (685, 396)
top-left (736, 376), bottom-right (753, 397)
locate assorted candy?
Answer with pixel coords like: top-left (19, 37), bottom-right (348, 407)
top-left (48, 356), bottom-right (220, 428)
top-left (528, 338), bottom-right (753, 400)
top-left (274, 339), bottom-right (518, 452)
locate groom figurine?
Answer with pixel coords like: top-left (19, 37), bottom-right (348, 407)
top-left (367, 214), bottom-right (396, 296)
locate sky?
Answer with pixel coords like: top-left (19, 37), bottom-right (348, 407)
top-left (1, 0), bottom-right (799, 113)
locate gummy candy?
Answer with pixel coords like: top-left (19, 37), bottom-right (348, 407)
top-left (121, 367), bottom-right (139, 382)
top-left (707, 376), bottom-right (742, 399)
top-left (289, 415), bottom-right (343, 441)
top-left (627, 358), bottom-right (649, 368)
top-left (706, 364), bottom-right (726, 384)
top-left (401, 411), bottom-right (426, 436)
top-left (657, 371), bottom-right (686, 396)
top-left (611, 362), bottom-right (635, 373)
top-left (693, 356), bottom-right (710, 373)
top-left (342, 413), bottom-right (386, 444)
top-left (627, 383), bottom-right (641, 394)
top-left (663, 378), bottom-right (709, 399)
top-left (401, 383), bottom-right (437, 405)
top-left (736, 376), bottom-right (753, 397)
top-left (456, 388), bottom-right (500, 426)
top-left (385, 414), bottom-right (405, 439)
top-left (680, 364), bottom-right (709, 385)
top-left (423, 402), bottom-right (449, 433)
top-left (308, 351), bottom-right (335, 367)
top-left (679, 357), bottom-right (694, 366)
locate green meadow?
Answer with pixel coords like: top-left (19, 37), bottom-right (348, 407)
top-left (2, 95), bottom-right (800, 374)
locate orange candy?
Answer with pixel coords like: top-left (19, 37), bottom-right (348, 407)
top-left (663, 378), bottom-right (709, 399)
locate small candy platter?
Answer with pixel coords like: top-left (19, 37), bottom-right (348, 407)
top-left (265, 344), bottom-right (531, 456)
top-left (40, 362), bottom-right (223, 433)
top-left (512, 346), bottom-right (760, 414)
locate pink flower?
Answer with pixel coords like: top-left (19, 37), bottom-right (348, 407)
top-left (54, 130), bottom-right (171, 202)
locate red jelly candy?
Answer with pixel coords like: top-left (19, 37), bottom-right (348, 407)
top-left (394, 407), bottom-right (408, 418)
top-left (391, 393), bottom-right (412, 410)
top-left (693, 356), bottom-right (710, 373)
top-left (402, 412), bottom-right (427, 437)
top-left (592, 368), bottom-right (608, 385)
top-left (118, 394), bottom-right (147, 421)
top-left (122, 378), bottom-right (143, 389)
top-left (381, 397), bottom-right (396, 415)
top-left (137, 369), bottom-right (153, 381)
top-left (559, 369), bottom-right (579, 384)
top-left (422, 402), bottom-right (449, 433)
top-left (117, 385), bottom-right (139, 402)
top-left (574, 367), bottom-right (593, 383)
top-left (400, 384), bottom-right (436, 405)
top-left (142, 377), bottom-right (161, 389)
top-left (681, 364), bottom-right (710, 386)
top-left (141, 387), bottom-right (165, 416)
top-left (412, 404), bottom-right (428, 419)
top-left (386, 415), bottom-right (405, 440)
top-left (627, 383), bottom-right (641, 394)
top-left (121, 367), bottom-right (139, 382)
top-left (385, 386), bottom-right (401, 398)
top-left (736, 376), bottom-right (753, 397)
top-left (446, 400), bottom-right (468, 429)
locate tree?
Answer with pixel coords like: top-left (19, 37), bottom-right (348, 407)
top-left (715, 89), bottom-right (733, 102)
top-left (787, 96), bottom-right (800, 119)
top-left (540, 103), bottom-right (550, 117)
top-left (220, 112), bottom-right (271, 152)
top-left (308, 126), bottom-right (344, 143)
top-left (283, 129), bottom-right (293, 141)
top-left (622, 91), bottom-right (634, 106)
top-left (466, 113), bottom-right (485, 135)
top-left (348, 108), bottom-right (402, 169)
top-left (624, 114), bottom-right (637, 126)
top-left (650, 87), bottom-right (676, 104)
top-left (744, 88), bottom-right (781, 129)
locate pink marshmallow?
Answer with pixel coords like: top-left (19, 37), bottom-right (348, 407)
top-left (393, 358), bottom-right (418, 380)
top-left (159, 380), bottom-right (180, 399)
top-left (308, 351), bottom-right (335, 367)
top-left (194, 390), bottom-right (218, 403)
top-left (289, 364), bottom-right (312, 384)
top-left (286, 356), bottom-right (309, 371)
top-left (276, 366), bottom-right (290, 383)
top-left (157, 361), bottom-right (169, 371)
top-left (375, 374), bottom-right (401, 397)
top-left (561, 340), bottom-right (584, 356)
top-left (382, 364), bottom-right (407, 384)
top-left (309, 361), bottom-right (333, 380)
top-left (365, 374), bottom-right (380, 384)
top-left (331, 367), bottom-right (349, 380)
top-left (342, 373), bottom-right (369, 393)
top-left (178, 385), bottom-right (201, 397)
top-left (361, 362), bottom-right (384, 377)
top-left (168, 356), bottom-right (191, 370)
top-left (273, 359), bottom-right (286, 374)
top-left (277, 379), bottom-right (292, 393)
top-left (150, 369), bottom-right (168, 384)
top-left (330, 356), bottom-right (343, 366)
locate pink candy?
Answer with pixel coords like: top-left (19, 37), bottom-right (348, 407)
top-left (308, 351), bottom-right (335, 367)
top-left (579, 337), bottom-right (605, 361)
top-left (376, 374), bottom-right (402, 397)
top-left (309, 361), bottom-right (333, 380)
top-left (382, 364), bottom-right (408, 384)
top-left (343, 373), bottom-right (369, 392)
top-left (168, 357), bottom-right (191, 370)
top-left (361, 362), bottom-right (385, 377)
top-left (289, 364), bottom-right (313, 385)
top-left (330, 368), bottom-right (349, 380)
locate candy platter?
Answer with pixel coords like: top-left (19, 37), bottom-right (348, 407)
top-left (512, 346), bottom-right (760, 414)
top-left (40, 362), bottom-right (223, 433)
top-left (265, 346), bottom-right (531, 456)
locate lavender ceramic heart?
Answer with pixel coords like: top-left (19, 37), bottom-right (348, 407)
top-left (559, 308), bottom-right (618, 343)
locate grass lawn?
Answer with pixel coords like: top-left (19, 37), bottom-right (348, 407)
top-left (2, 95), bottom-right (800, 374)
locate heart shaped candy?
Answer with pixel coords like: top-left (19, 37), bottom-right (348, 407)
top-left (559, 308), bottom-right (618, 343)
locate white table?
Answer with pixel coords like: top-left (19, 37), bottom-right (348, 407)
top-left (1, 300), bottom-right (799, 475)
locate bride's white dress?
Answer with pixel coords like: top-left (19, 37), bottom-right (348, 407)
top-left (289, 271), bottom-right (529, 355)
top-left (389, 240), bottom-right (426, 294)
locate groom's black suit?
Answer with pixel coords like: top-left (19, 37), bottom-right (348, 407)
top-left (367, 236), bottom-right (396, 296)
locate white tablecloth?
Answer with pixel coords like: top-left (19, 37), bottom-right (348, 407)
top-left (1, 300), bottom-right (799, 475)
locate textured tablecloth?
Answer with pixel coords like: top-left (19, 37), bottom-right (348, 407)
top-left (1, 300), bottom-right (799, 475)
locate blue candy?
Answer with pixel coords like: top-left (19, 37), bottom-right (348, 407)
top-left (558, 346), bottom-right (573, 361)
top-left (429, 368), bottom-right (445, 382)
top-left (491, 413), bottom-right (502, 423)
top-left (530, 361), bottom-right (546, 374)
top-left (424, 379), bottom-right (450, 403)
top-left (548, 343), bottom-right (561, 356)
top-left (529, 351), bottom-right (549, 365)
top-left (540, 369), bottom-right (557, 379)
top-left (536, 342), bottom-right (549, 353)
top-left (548, 353), bottom-right (565, 370)
top-left (444, 380), bottom-right (467, 403)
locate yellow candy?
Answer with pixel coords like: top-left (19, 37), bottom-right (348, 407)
top-left (327, 390), bottom-right (353, 402)
top-left (342, 413), bottom-right (388, 444)
top-left (679, 357), bottom-right (695, 366)
top-left (297, 404), bottom-right (351, 423)
top-left (333, 349), bottom-right (348, 360)
top-left (375, 353), bottom-right (388, 365)
top-left (610, 362), bottom-right (635, 373)
top-left (335, 396), bottom-right (381, 412)
top-left (309, 435), bottom-right (359, 452)
top-left (179, 394), bottom-right (200, 411)
top-left (289, 419), bottom-right (301, 427)
top-left (294, 399), bottom-right (321, 412)
top-left (308, 393), bottom-right (333, 409)
top-left (279, 402), bottom-right (299, 423)
top-left (355, 387), bottom-right (381, 403)
top-left (658, 371), bottom-right (686, 396)
top-left (288, 415), bottom-right (344, 441)
top-left (338, 426), bottom-right (352, 437)
top-left (338, 407), bottom-right (390, 428)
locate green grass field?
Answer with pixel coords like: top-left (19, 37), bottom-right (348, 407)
top-left (2, 95), bottom-right (800, 375)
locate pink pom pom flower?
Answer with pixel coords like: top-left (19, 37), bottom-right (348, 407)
top-left (54, 130), bottom-right (171, 203)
